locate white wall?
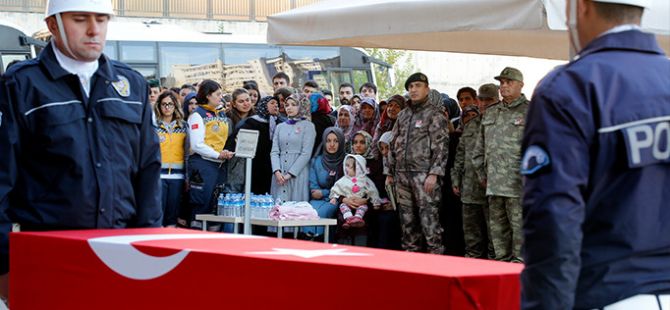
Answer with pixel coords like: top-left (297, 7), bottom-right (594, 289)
top-left (412, 51), bottom-right (566, 99)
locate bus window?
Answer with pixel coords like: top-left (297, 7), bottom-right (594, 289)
top-left (2, 54), bottom-right (29, 72)
top-left (223, 44), bottom-right (281, 65)
top-left (352, 69), bottom-right (370, 92)
top-left (220, 44), bottom-right (281, 94)
top-left (328, 69), bottom-right (353, 106)
top-left (160, 43), bottom-right (221, 88)
top-left (119, 42), bottom-right (157, 63)
top-left (103, 42), bottom-right (118, 60)
top-left (135, 67), bottom-right (157, 80)
top-left (283, 46), bottom-right (339, 62)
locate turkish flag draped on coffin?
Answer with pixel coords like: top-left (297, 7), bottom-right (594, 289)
top-left (10, 228), bottom-right (522, 309)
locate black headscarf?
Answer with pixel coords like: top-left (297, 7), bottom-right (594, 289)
top-left (319, 127), bottom-right (346, 182)
top-left (251, 96), bottom-right (279, 140)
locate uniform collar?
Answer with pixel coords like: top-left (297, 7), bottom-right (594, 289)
top-left (578, 29), bottom-right (665, 60)
top-left (502, 94), bottom-right (527, 109)
top-left (40, 42), bottom-right (116, 82)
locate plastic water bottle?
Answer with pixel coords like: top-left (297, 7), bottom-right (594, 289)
top-left (224, 194), bottom-right (232, 217)
top-left (217, 193), bottom-right (224, 216)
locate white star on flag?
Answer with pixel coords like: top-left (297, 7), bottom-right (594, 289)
top-left (247, 247), bottom-right (372, 259)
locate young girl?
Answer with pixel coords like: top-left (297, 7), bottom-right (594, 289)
top-left (330, 154), bottom-right (381, 228)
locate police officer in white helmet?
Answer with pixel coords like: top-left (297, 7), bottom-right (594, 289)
top-left (520, 0), bottom-right (670, 309)
top-left (0, 0), bottom-right (162, 303)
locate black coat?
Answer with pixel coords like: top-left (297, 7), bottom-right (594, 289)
top-left (225, 117), bottom-right (274, 195)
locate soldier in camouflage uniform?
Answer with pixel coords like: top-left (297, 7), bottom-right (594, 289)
top-left (385, 73), bottom-right (449, 254)
top-left (472, 67), bottom-right (529, 263)
top-left (452, 105), bottom-right (491, 259)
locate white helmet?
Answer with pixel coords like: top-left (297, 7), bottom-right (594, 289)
top-left (45, 0), bottom-right (115, 19)
top-left (591, 0), bottom-right (651, 8)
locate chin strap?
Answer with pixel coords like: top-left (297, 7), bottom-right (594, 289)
top-left (54, 13), bottom-right (80, 61)
top-left (568, 0), bottom-right (582, 60)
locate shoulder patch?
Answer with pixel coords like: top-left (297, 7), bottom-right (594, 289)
top-left (112, 75), bottom-right (131, 97)
top-left (521, 145), bottom-right (551, 175)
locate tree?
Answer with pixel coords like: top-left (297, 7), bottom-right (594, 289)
top-left (365, 48), bottom-right (415, 100)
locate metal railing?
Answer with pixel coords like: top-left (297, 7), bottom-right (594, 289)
top-left (0, 0), bottom-right (320, 21)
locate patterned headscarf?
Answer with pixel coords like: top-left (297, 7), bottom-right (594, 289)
top-left (309, 93), bottom-right (333, 115)
top-left (352, 130), bottom-right (374, 159)
top-left (352, 98), bottom-right (379, 136)
top-left (377, 94), bottom-right (406, 133)
top-left (336, 105), bottom-right (355, 141)
top-left (255, 96), bottom-right (276, 120)
top-left (285, 93), bottom-right (310, 124)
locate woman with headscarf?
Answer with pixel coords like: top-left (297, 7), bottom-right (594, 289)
top-left (371, 94), bottom-right (406, 157)
top-left (270, 93), bottom-right (316, 203)
top-left (350, 130), bottom-right (401, 249)
top-left (352, 97), bottom-right (380, 139)
top-left (309, 93), bottom-right (335, 157)
top-left (304, 127), bottom-right (346, 240)
top-left (224, 96), bottom-right (280, 195)
top-left (335, 105), bottom-right (355, 152)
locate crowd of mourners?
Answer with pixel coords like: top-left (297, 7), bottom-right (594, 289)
top-left (151, 67), bottom-right (529, 262)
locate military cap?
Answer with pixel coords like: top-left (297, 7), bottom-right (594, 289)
top-left (404, 72), bottom-right (429, 90)
top-left (478, 83), bottom-right (500, 99)
top-left (147, 79), bottom-right (160, 88)
top-left (494, 67), bottom-right (524, 82)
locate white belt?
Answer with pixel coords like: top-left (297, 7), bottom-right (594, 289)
top-left (160, 173), bottom-right (185, 180)
top-left (602, 294), bottom-right (670, 310)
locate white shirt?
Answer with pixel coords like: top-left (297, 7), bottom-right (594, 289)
top-left (53, 46), bottom-right (99, 97)
top-left (187, 112), bottom-right (222, 161)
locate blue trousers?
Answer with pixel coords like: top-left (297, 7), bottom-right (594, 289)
top-left (161, 178), bottom-right (184, 226)
top-left (188, 155), bottom-right (227, 228)
top-left (303, 199), bottom-right (338, 236)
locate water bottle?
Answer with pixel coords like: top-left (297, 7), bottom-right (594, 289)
top-left (217, 194), bottom-right (224, 216)
top-left (223, 194), bottom-right (232, 217)
top-left (263, 194), bottom-right (273, 219)
top-left (236, 194), bottom-right (244, 217)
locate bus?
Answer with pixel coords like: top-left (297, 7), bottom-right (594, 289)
top-left (101, 21), bottom-right (389, 98)
top-left (0, 21), bottom-right (45, 74)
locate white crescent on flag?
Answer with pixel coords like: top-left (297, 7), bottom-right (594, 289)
top-left (87, 233), bottom-right (260, 280)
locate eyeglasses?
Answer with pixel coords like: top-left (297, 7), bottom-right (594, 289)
top-left (160, 103), bottom-right (175, 108)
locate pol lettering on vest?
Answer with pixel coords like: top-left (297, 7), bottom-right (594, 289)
top-left (622, 120), bottom-right (670, 168)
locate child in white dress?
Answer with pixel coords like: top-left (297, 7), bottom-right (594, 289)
top-left (329, 154), bottom-right (381, 228)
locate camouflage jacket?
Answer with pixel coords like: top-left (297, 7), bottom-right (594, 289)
top-left (386, 90), bottom-right (449, 176)
top-left (451, 115), bottom-right (487, 204)
top-left (472, 95), bottom-right (529, 197)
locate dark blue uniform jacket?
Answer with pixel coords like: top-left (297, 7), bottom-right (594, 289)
top-left (520, 30), bottom-right (670, 309)
top-left (0, 43), bottom-right (162, 274)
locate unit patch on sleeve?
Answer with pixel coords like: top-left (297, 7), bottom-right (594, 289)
top-left (521, 145), bottom-right (551, 175)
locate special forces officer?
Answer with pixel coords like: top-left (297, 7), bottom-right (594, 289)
top-left (472, 67), bottom-right (529, 263)
top-left (385, 73), bottom-right (449, 254)
top-left (521, 0), bottom-right (670, 309)
top-left (0, 0), bottom-right (162, 300)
